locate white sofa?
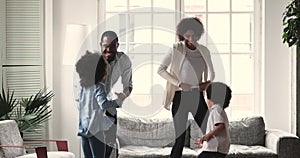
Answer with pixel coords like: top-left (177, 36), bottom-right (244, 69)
top-left (115, 116), bottom-right (300, 158)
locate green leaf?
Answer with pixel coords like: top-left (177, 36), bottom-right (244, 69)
top-left (283, 0), bottom-right (300, 47)
top-left (0, 88), bottom-right (18, 119)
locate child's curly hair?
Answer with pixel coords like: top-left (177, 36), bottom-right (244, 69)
top-left (75, 51), bottom-right (108, 87)
top-left (206, 82), bottom-right (232, 109)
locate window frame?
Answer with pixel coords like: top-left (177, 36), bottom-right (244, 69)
top-left (97, 0), bottom-right (263, 119)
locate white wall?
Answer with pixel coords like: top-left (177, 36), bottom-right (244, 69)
top-left (263, 0), bottom-right (294, 132)
top-left (47, 0), bottom-right (296, 157)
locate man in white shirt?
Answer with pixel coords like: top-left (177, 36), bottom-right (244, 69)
top-left (99, 31), bottom-right (133, 158)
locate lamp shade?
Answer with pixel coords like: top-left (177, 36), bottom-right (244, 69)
top-left (63, 24), bottom-right (90, 65)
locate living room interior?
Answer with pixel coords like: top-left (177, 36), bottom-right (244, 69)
top-left (0, 0), bottom-right (298, 157)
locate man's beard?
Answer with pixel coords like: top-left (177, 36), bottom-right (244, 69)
top-left (107, 54), bottom-right (116, 63)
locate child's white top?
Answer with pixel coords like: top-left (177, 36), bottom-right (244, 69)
top-left (202, 104), bottom-right (230, 154)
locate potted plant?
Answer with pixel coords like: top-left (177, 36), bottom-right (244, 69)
top-left (282, 0), bottom-right (300, 136)
top-left (0, 88), bottom-right (54, 134)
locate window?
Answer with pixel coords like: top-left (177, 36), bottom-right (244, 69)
top-left (98, 0), bottom-right (261, 120)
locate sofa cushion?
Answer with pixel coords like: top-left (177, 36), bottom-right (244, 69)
top-left (226, 144), bottom-right (277, 158)
top-left (117, 116), bottom-right (191, 147)
top-left (118, 146), bottom-right (198, 158)
top-left (190, 116), bottom-right (265, 148)
top-left (229, 116), bottom-right (265, 146)
top-left (117, 117), bottom-right (176, 147)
